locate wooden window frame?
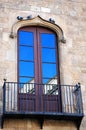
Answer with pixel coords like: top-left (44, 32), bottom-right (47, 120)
top-left (17, 26), bottom-right (60, 85)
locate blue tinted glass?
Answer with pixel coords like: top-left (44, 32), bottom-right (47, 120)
top-left (42, 63), bottom-right (56, 78)
top-left (42, 48), bottom-right (56, 62)
top-left (41, 34), bottom-right (56, 47)
top-left (43, 79), bottom-right (49, 84)
top-left (42, 78), bottom-right (57, 84)
top-left (19, 77), bottom-right (34, 83)
top-left (19, 31), bottom-right (34, 45)
top-left (19, 62), bottom-right (34, 77)
top-left (20, 46), bottom-right (34, 61)
top-left (42, 79), bottom-right (48, 84)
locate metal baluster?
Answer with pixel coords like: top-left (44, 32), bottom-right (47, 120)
top-left (3, 80), bottom-right (6, 113)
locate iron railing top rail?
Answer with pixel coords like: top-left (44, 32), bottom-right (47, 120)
top-left (4, 81), bottom-right (75, 84)
top-left (3, 81), bottom-right (77, 87)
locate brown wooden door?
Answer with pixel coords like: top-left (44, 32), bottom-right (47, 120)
top-left (18, 27), bottom-right (59, 112)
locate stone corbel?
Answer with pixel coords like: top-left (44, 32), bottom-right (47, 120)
top-left (9, 32), bottom-right (15, 38)
top-left (60, 36), bottom-right (66, 43)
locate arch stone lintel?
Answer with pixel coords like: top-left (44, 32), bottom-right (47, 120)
top-left (10, 15), bottom-right (66, 43)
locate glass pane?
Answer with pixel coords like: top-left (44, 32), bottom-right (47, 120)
top-left (19, 31), bottom-right (34, 46)
top-left (43, 77), bottom-right (57, 84)
top-left (41, 33), bottom-right (56, 47)
top-left (42, 48), bottom-right (56, 62)
top-left (42, 79), bottom-right (49, 84)
top-left (42, 63), bottom-right (57, 78)
top-left (19, 62), bottom-right (34, 77)
top-left (20, 46), bottom-right (34, 61)
top-left (19, 77), bottom-right (34, 83)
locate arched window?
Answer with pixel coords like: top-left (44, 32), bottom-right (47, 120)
top-left (18, 26), bottom-right (60, 85)
top-left (18, 26), bottom-right (61, 112)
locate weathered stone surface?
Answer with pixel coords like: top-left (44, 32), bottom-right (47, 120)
top-left (0, 0), bottom-right (86, 130)
top-left (3, 119), bottom-right (77, 130)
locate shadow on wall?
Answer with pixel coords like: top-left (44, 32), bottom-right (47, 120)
top-left (0, 87), bottom-right (3, 114)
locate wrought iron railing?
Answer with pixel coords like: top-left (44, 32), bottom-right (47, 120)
top-left (3, 82), bottom-right (83, 115)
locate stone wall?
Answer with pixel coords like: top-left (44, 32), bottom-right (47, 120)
top-left (0, 0), bottom-right (86, 130)
top-left (0, 119), bottom-right (76, 130)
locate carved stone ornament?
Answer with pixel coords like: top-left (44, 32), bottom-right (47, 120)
top-left (10, 15), bottom-right (66, 43)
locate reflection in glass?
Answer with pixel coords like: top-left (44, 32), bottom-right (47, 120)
top-left (42, 48), bottom-right (56, 62)
top-left (43, 77), bottom-right (57, 84)
top-left (19, 31), bottom-right (34, 46)
top-left (44, 84), bottom-right (58, 95)
top-left (19, 78), bottom-right (35, 93)
top-left (19, 30), bottom-right (34, 83)
top-left (41, 33), bottom-right (57, 85)
top-left (42, 63), bottom-right (56, 78)
top-left (20, 46), bottom-right (34, 61)
top-left (19, 77), bottom-right (34, 83)
top-left (43, 76), bottom-right (58, 95)
top-left (19, 62), bottom-right (34, 77)
top-left (18, 29), bottom-right (58, 86)
top-left (41, 33), bottom-right (56, 47)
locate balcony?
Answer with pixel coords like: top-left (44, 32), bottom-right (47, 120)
top-left (1, 82), bottom-right (84, 129)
